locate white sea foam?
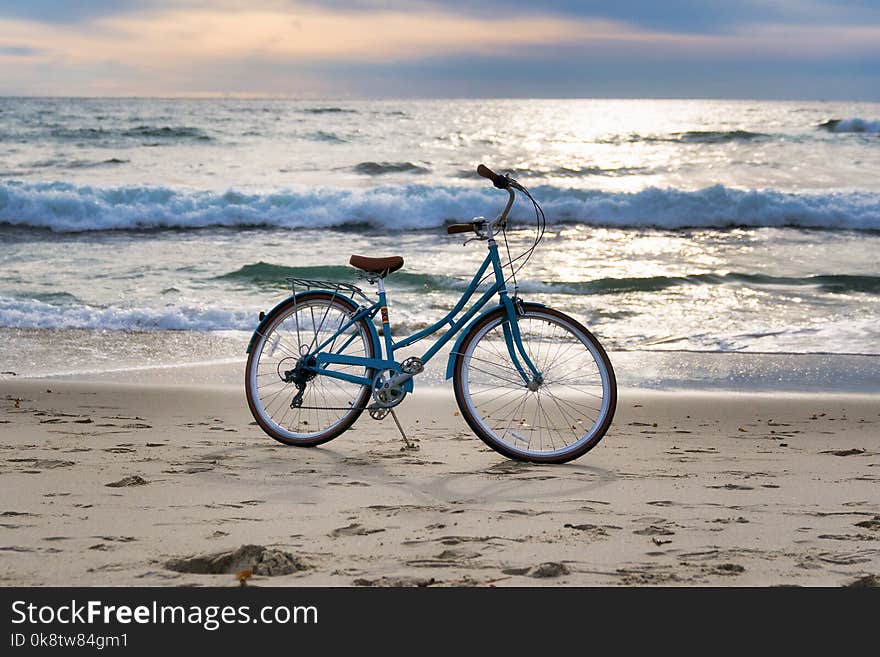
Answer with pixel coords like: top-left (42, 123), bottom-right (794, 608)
top-left (2, 181), bottom-right (879, 232)
top-left (0, 296), bottom-right (253, 331)
top-left (703, 318), bottom-right (880, 356)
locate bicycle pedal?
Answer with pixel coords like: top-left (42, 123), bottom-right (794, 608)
top-left (368, 406), bottom-right (389, 421)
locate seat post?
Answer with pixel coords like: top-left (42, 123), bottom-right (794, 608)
top-left (376, 276), bottom-right (393, 358)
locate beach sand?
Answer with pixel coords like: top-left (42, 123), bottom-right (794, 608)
top-left (1, 375), bottom-right (878, 587)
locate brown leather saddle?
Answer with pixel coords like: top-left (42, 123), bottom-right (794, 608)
top-left (349, 254), bottom-right (404, 278)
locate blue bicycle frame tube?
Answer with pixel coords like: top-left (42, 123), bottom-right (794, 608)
top-left (300, 239), bottom-right (542, 386)
top-left (392, 254), bottom-right (492, 352)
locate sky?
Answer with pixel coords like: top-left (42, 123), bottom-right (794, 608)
top-left (0, 0), bottom-right (878, 99)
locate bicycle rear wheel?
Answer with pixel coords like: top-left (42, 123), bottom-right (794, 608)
top-left (453, 304), bottom-right (616, 463)
top-left (245, 291), bottom-right (374, 446)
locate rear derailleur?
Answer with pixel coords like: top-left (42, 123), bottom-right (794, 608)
top-left (282, 355), bottom-right (317, 409)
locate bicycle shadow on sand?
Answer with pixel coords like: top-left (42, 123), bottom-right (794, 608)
top-left (249, 437), bottom-right (618, 507)
top-left (418, 459), bottom-right (618, 505)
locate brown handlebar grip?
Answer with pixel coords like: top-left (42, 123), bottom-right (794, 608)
top-left (447, 223), bottom-right (474, 234)
top-left (477, 164), bottom-right (509, 189)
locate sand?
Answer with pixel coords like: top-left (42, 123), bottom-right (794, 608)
top-left (1, 377), bottom-right (879, 587)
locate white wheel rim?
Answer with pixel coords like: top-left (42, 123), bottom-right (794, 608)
top-left (460, 310), bottom-right (612, 459)
top-left (248, 297), bottom-right (372, 441)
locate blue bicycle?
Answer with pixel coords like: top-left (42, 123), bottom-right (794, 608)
top-left (245, 165), bottom-right (617, 463)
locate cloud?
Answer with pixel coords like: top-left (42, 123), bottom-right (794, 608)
top-left (0, 44), bottom-right (41, 56)
top-left (0, 0), bottom-right (146, 23)
top-left (0, 1), bottom-right (878, 97)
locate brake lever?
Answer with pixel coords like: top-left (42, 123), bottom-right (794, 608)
top-left (459, 219), bottom-right (486, 246)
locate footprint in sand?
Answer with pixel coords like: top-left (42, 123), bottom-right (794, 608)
top-left (821, 448), bottom-right (867, 457)
top-left (633, 525), bottom-right (675, 536)
top-left (502, 562), bottom-right (570, 578)
top-left (817, 550), bottom-right (878, 565)
top-left (855, 516), bottom-right (880, 531)
top-left (818, 533), bottom-right (875, 541)
top-left (353, 576), bottom-right (436, 587)
top-left (105, 475), bottom-right (148, 487)
top-left (564, 523), bottom-right (610, 538)
top-left (8, 458), bottom-right (75, 473)
top-left (329, 523), bottom-right (385, 537)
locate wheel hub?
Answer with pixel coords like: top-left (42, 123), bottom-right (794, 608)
top-left (283, 355), bottom-right (317, 387)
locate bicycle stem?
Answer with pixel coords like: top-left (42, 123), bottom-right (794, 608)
top-left (496, 187), bottom-right (516, 229)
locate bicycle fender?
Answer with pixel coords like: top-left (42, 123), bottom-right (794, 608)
top-left (444, 301), bottom-right (545, 379)
top-left (246, 291), bottom-right (381, 356)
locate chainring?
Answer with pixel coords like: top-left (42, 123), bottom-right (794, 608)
top-left (371, 368), bottom-right (407, 408)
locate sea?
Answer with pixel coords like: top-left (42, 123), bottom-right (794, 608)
top-left (1, 97), bottom-right (879, 389)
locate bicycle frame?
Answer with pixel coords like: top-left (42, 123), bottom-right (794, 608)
top-left (303, 239), bottom-right (542, 389)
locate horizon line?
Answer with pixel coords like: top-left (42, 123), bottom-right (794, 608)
top-left (0, 94), bottom-right (877, 103)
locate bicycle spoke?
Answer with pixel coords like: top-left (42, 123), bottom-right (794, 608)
top-left (248, 296), bottom-right (371, 443)
top-left (458, 308), bottom-right (614, 461)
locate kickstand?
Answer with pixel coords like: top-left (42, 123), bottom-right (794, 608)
top-left (390, 409), bottom-right (418, 451)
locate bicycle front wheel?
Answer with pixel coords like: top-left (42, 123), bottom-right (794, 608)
top-left (245, 291), bottom-right (375, 447)
top-left (453, 304), bottom-right (616, 463)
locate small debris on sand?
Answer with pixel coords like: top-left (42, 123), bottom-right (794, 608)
top-left (235, 568), bottom-right (252, 586)
top-left (529, 562), bottom-right (570, 578)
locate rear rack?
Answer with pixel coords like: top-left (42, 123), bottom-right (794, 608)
top-left (286, 276), bottom-right (374, 304)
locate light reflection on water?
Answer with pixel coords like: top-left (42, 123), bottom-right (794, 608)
top-left (2, 224), bottom-right (879, 359)
top-left (1, 98), bottom-right (878, 377)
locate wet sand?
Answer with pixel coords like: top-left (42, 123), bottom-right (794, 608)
top-left (1, 379), bottom-right (878, 586)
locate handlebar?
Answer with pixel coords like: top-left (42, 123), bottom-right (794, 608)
top-left (446, 164), bottom-right (519, 237)
top-left (477, 163), bottom-right (510, 189)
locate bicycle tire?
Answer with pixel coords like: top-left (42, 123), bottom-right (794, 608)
top-left (245, 291), bottom-right (375, 446)
top-left (453, 303), bottom-right (616, 463)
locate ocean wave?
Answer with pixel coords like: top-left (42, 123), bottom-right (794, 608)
top-left (456, 165), bottom-right (648, 179)
top-left (819, 118), bottom-right (880, 134)
top-left (668, 130), bottom-right (770, 144)
top-left (121, 125), bottom-right (211, 140)
top-left (602, 130), bottom-right (771, 145)
top-left (217, 262), bottom-right (458, 290)
top-left (304, 130), bottom-right (347, 143)
top-left (301, 107), bottom-right (358, 114)
top-left (521, 273), bottom-right (880, 296)
top-left (352, 161), bottom-right (430, 175)
top-left (68, 157), bottom-right (129, 168)
top-left (48, 125), bottom-right (211, 142)
top-left (650, 318), bottom-right (880, 355)
top-left (2, 180), bottom-right (879, 232)
top-left (216, 264), bottom-right (880, 297)
top-left (0, 296), bottom-right (253, 331)
top-left (30, 157), bottom-right (129, 169)
top-left (48, 127), bottom-right (110, 140)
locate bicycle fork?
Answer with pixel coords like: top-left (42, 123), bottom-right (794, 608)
top-left (500, 295), bottom-right (543, 389)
